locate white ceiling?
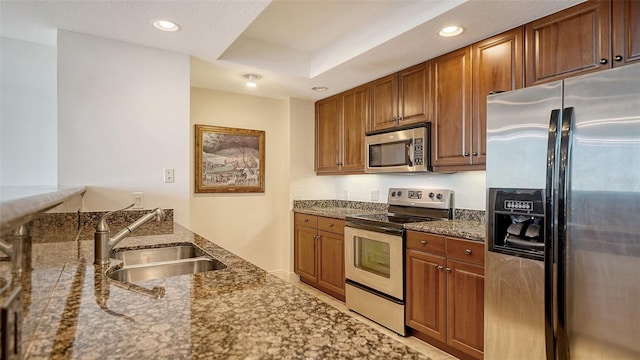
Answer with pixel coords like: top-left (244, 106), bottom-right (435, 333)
top-left (2, 0), bottom-right (585, 101)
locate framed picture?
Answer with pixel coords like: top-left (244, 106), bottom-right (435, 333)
top-left (195, 125), bottom-right (265, 193)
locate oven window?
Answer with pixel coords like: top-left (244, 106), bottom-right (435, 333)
top-left (355, 236), bottom-right (391, 278)
top-left (369, 141), bottom-right (409, 167)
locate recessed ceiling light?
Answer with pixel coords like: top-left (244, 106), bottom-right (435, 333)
top-left (311, 86), bottom-right (328, 92)
top-left (152, 19), bottom-right (180, 32)
top-left (439, 25), bottom-right (464, 37)
top-left (244, 74), bottom-right (261, 88)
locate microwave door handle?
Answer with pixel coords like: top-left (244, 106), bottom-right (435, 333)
top-left (407, 140), bottom-right (414, 166)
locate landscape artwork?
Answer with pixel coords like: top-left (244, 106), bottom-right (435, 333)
top-left (195, 125), bottom-right (265, 193)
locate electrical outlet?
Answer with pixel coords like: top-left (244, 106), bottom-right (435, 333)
top-left (371, 190), bottom-right (379, 201)
top-left (132, 192), bottom-right (144, 209)
top-left (343, 189), bottom-right (349, 200)
top-left (163, 168), bottom-right (174, 183)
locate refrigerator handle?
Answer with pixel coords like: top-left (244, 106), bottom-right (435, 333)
top-left (544, 109), bottom-right (561, 360)
top-left (555, 106), bottom-right (574, 359)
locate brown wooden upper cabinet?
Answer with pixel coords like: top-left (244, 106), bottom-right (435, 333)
top-left (526, 0), bottom-right (640, 86)
top-left (613, 0), bottom-right (640, 67)
top-left (432, 28), bottom-right (524, 171)
top-left (369, 62), bottom-right (430, 132)
top-left (315, 84), bottom-right (368, 175)
top-left (472, 27), bottom-right (525, 167)
top-left (431, 47), bottom-right (472, 170)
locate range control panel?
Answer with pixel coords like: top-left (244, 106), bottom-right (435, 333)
top-left (388, 188), bottom-right (454, 209)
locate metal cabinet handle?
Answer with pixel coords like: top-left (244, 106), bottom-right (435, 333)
top-left (445, 267), bottom-right (451, 272)
top-left (328, 223), bottom-right (334, 227)
top-left (599, 58), bottom-right (608, 65)
top-left (472, 152), bottom-right (478, 156)
top-left (465, 249), bottom-right (472, 255)
top-left (420, 240), bottom-right (427, 245)
top-left (437, 265), bottom-right (444, 271)
top-left (614, 55), bottom-right (623, 62)
top-left (463, 152), bottom-right (470, 157)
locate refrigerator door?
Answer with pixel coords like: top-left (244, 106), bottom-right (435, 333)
top-left (485, 81), bottom-right (563, 360)
top-left (561, 63), bottom-right (640, 359)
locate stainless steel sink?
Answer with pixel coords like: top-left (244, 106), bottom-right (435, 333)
top-left (111, 242), bottom-right (208, 266)
top-left (107, 257), bottom-right (227, 283)
top-left (107, 243), bottom-right (227, 283)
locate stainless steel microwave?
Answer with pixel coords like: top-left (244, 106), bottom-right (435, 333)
top-left (365, 123), bottom-right (432, 173)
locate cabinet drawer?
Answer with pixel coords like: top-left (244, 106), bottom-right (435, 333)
top-left (446, 238), bottom-right (485, 265)
top-left (317, 217), bottom-right (345, 235)
top-left (294, 213), bottom-right (318, 228)
top-left (406, 231), bottom-right (446, 255)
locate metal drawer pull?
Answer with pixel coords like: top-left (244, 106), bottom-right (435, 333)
top-left (304, 219), bottom-right (309, 222)
top-left (465, 249), bottom-right (472, 255)
top-left (437, 265), bottom-right (443, 271)
top-left (420, 240), bottom-right (427, 245)
top-left (328, 223), bottom-right (334, 227)
top-left (446, 267), bottom-right (451, 272)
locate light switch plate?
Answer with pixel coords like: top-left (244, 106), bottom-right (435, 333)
top-left (163, 168), bottom-right (175, 183)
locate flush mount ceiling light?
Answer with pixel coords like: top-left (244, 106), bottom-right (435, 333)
top-left (311, 86), bottom-right (328, 92)
top-left (244, 74), bottom-right (261, 88)
top-left (152, 19), bottom-right (180, 32)
top-left (439, 25), bottom-right (464, 37)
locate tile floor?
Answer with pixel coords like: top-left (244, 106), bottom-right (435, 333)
top-left (293, 281), bottom-right (459, 360)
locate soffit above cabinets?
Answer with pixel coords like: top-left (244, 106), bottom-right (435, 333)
top-left (2, 0), bottom-right (585, 101)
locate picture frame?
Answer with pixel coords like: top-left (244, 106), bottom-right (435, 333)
top-left (194, 125), bottom-right (265, 193)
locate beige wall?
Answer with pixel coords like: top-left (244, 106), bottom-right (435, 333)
top-left (58, 31), bottom-right (191, 225)
top-left (190, 88), bottom-right (291, 273)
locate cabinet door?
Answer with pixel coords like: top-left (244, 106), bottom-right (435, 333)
top-left (446, 259), bottom-right (485, 359)
top-left (432, 47), bottom-right (472, 168)
top-left (472, 27), bottom-right (524, 166)
top-left (370, 74), bottom-right (399, 132)
top-left (406, 249), bottom-right (446, 342)
top-left (315, 95), bottom-right (341, 173)
top-left (317, 231), bottom-right (345, 300)
top-left (341, 85), bottom-right (368, 173)
top-left (612, 0), bottom-right (640, 67)
top-left (399, 62), bottom-right (430, 126)
top-left (294, 225), bottom-right (318, 283)
top-left (525, 0), bottom-right (610, 86)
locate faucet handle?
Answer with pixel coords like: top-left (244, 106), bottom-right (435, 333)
top-left (95, 203), bottom-right (135, 231)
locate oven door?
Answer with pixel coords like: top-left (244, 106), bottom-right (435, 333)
top-left (344, 226), bottom-right (404, 300)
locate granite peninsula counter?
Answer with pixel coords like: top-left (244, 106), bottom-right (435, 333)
top-left (15, 223), bottom-right (432, 359)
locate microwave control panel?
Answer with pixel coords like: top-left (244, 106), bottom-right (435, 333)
top-left (413, 138), bottom-right (423, 166)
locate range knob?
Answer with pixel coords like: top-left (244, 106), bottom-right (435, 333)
top-left (391, 191), bottom-right (396, 197)
top-left (436, 193), bottom-right (443, 200)
top-left (397, 191), bottom-right (403, 196)
top-left (428, 192), bottom-right (435, 198)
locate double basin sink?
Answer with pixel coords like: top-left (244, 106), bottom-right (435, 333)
top-left (107, 242), bottom-right (227, 283)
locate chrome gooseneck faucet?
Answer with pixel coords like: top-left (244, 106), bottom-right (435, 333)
top-left (94, 204), bottom-right (166, 265)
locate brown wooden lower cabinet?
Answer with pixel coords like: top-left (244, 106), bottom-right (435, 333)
top-left (406, 231), bottom-right (485, 360)
top-left (293, 213), bottom-right (345, 301)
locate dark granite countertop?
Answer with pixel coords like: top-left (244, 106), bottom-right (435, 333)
top-left (9, 223), bottom-right (431, 359)
top-left (292, 206), bottom-right (485, 242)
top-left (0, 186), bottom-right (86, 239)
top-left (293, 207), bottom-right (382, 219)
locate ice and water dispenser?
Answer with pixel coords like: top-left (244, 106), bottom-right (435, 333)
top-left (488, 188), bottom-right (545, 261)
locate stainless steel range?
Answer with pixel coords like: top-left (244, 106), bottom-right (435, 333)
top-left (344, 188), bottom-right (454, 335)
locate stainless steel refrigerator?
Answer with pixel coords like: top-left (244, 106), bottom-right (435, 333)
top-left (485, 62), bottom-right (640, 360)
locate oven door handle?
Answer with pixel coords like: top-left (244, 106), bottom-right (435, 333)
top-left (345, 223), bottom-right (404, 236)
